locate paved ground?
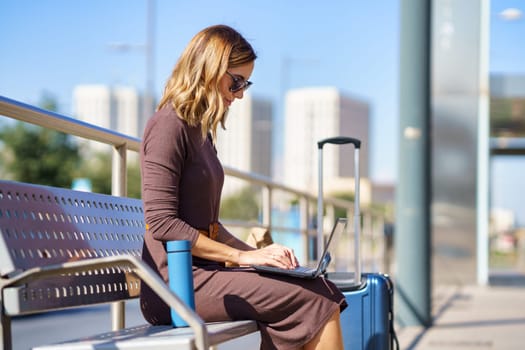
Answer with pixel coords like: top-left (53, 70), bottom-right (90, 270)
top-left (396, 284), bottom-right (525, 350)
top-left (11, 300), bottom-right (259, 350)
top-left (11, 283), bottom-right (525, 349)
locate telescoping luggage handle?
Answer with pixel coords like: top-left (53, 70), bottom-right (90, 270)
top-left (317, 137), bottom-right (361, 286)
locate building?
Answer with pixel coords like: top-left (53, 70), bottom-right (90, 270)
top-left (490, 74), bottom-right (525, 137)
top-left (215, 93), bottom-right (273, 197)
top-left (282, 87), bottom-right (370, 202)
top-left (72, 85), bottom-right (144, 144)
top-left (491, 74), bottom-right (525, 97)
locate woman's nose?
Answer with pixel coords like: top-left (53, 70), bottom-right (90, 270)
top-left (233, 90), bottom-right (244, 99)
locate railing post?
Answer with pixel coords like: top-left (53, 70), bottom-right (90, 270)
top-left (375, 215), bottom-right (388, 274)
top-left (262, 186), bottom-right (272, 231)
top-left (299, 196), bottom-right (310, 263)
top-left (112, 144), bottom-right (128, 197)
top-left (369, 214), bottom-right (376, 272)
top-left (111, 144), bottom-right (128, 331)
top-left (365, 213), bottom-right (374, 271)
top-left (326, 204), bottom-right (335, 233)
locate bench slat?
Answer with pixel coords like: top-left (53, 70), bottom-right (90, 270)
top-left (32, 321), bottom-right (259, 350)
top-left (0, 180), bottom-right (144, 310)
top-left (0, 181), bottom-right (144, 273)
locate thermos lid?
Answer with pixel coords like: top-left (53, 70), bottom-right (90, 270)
top-left (166, 240), bottom-right (191, 252)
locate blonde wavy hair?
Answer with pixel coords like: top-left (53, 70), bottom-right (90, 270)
top-left (157, 24), bottom-right (257, 141)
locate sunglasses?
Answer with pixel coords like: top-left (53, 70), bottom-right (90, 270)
top-left (226, 71), bottom-right (253, 93)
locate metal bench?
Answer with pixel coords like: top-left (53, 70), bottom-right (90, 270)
top-left (0, 179), bottom-right (258, 350)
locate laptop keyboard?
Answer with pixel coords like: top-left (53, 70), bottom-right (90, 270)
top-left (292, 266), bottom-right (315, 273)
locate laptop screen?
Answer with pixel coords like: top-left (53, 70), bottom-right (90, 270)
top-left (319, 218), bottom-right (348, 270)
top-left (325, 217), bottom-right (353, 274)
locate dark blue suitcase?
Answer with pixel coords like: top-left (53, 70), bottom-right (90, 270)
top-left (317, 138), bottom-right (398, 349)
top-left (327, 272), bottom-right (398, 350)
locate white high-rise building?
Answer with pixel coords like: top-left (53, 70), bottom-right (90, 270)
top-left (216, 93), bottom-right (273, 197)
top-left (72, 85), bottom-right (143, 141)
top-left (283, 87), bottom-right (370, 200)
top-left (113, 87), bottom-right (142, 137)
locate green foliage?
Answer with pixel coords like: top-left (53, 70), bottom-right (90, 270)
top-left (0, 122), bottom-right (81, 188)
top-left (0, 93), bottom-right (141, 197)
top-left (331, 191), bottom-right (392, 221)
top-left (490, 97), bottom-right (525, 136)
top-left (220, 186), bottom-right (260, 221)
top-left (79, 152), bottom-right (112, 194)
top-left (0, 92), bottom-right (81, 187)
top-left (39, 91), bottom-right (59, 112)
top-left (126, 160), bottom-right (142, 199)
top-left (78, 152), bottom-right (141, 198)
top-left (332, 191), bottom-right (355, 219)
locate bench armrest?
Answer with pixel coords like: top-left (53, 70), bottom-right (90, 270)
top-left (1, 255), bottom-right (210, 350)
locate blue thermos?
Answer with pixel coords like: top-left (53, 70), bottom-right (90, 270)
top-left (166, 240), bottom-right (195, 327)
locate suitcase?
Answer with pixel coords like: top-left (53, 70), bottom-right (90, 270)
top-left (316, 137), bottom-right (399, 350)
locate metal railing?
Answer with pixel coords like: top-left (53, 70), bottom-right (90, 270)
top-left (0, 95), bottom-right (391, 325)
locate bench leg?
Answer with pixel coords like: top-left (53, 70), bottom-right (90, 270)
top-left (1, 311), bottom-right (12, 350)
top-left (111, 301), bottom-right (126, 330)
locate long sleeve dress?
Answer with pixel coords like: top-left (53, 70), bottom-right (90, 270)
top-left (139, 106), bottom-right (347, 350)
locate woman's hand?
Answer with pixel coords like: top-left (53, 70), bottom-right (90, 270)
top-left (238, 243), bottom-right (299, 269)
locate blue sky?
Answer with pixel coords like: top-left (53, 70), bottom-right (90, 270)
top-left (0, 1), bottom-right (524, 201)
top-left (0, 0), bottom-right (399, 183)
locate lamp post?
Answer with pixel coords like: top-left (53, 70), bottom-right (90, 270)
top-left (108, 0), bottom-right (155, 134)
top-left (144, 0), bottom-right (155, 130)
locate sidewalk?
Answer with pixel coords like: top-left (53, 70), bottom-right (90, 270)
top-left (396, 284), bottom-right (525, 349)
top-left (12, 283), bottom-right (525, 349)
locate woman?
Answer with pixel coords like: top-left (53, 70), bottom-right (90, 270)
top-left (140, 24), bottom-right (347, 350)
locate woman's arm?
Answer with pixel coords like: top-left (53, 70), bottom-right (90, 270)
top-left (192, 233), bottom-right (299, 269)
top-left (216, 223), bottom-right (256, 251)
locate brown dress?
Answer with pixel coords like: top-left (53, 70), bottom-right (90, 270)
top-left (140, 106), bottom-right (347, 350)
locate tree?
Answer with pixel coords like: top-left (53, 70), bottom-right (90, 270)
top-left (0, 122), bottom-right (81, 188)
top-left (332, 192), bottom-right (355, 220)
top-left (78, 151), bottom-right (141, 198)
top-left (0, 93), bottom-right (81, 187)
top-left (220, 186), bottom-right (260, 221)
top-left (0, 93), bottom-right (141, 197)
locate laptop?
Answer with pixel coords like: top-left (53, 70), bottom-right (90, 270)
top-left (252, 218), bottom-right (348, 279)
